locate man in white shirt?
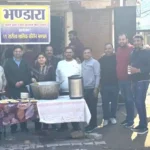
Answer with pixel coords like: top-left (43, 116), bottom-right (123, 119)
top-left (56, 47), bottom-right (81, 131)
top-left (56, 47), bottom-right (81, 94)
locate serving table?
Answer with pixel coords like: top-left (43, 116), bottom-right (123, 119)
top-left (0, 96), bottom-right (91, 139)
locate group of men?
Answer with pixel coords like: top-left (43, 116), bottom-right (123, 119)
top-left (1, 30), bottom-right (99, 133)
top-left (1, 30), bottom-right (150, 135)
top-left (99, 33), bottom-right (150, 135)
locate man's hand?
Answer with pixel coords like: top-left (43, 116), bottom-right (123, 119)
top-left (32, 78), bottom-right (37, 83)
top-left (15, 81), bottom-right (24, 88)
top-left (76, 58), bottom-right (81, 64)
top-left (15, 82), bottom-right (21, 88)
top-left (130, 66), bottom-right (141, 74)
top-left (100, 53), bottom-right (105, 58)
top-left (19, 81), bottom-right (24, 86)
top-left (94, 88), bottom-right (99, 98)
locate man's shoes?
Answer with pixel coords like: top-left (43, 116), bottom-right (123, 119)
top-left (85, 125), bottom-right (90, 131)
top-left (125, 122), bottom-right (134, 128)
top-left (131, 125), bottom-right (148, 134)
top-left (11, 129), bottom-right (17, 134)
top-left (11, 125), bottom-right (18, 134)
top-left (85, 126), bottom-right (97, 133)
top-left (110, 118), bottom-right (117, 125)
top-left (72, 127), bottom-right (81, 132)
top-left (103, 120), bottom-right (109, 127)
top-left (51, 125), bottom-right (58, 131)
top-left (21, 128), bottom-right (29, 133)
top-left (120, 120), bottom-right (128, 126)
top-left (57, 127), bottom-right (68, 132)
top-left (42, 126), bottom-right (49, 131)
top-left (0, 131), bottom-right (2, 140)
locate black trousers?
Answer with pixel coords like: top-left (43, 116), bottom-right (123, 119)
top-left (84, 88), bottom-right (98, 127)
top-left (60, 122), bottom-right (79, 130)
top-left (11, 122), bottom-right (27, 133)
top-left (60, 92), bottom-right (80, 130)
top-left (34, 121), bottom-right (49, 131)
top-left (101, 85), bottom-right (118, 120)
top-left (34, 121), bottom-right (58, 131)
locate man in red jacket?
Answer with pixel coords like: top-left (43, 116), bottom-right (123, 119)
top-left (116, 34), bottom-right (134, 128)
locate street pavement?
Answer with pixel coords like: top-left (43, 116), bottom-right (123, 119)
top-left (0, 93), bottom-right (150, 150)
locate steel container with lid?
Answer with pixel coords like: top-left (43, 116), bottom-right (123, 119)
top-left (68, 75), bottom-right (83, 99)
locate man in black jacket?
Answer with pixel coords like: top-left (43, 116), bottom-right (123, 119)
top-left (4, 45), bottom-right (31, 133)
top-left (130, 35), bottom-right (150, 134)
top-left (99, 43), bottom-right (118, 127)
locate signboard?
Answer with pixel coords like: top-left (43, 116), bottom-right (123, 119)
top-left (0, 5), bottom-right (50, 44)
top-left (136, 0), bottom-right (150, 31)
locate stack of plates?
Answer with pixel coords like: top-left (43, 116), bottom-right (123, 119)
top-left (0, 99), bottom-right (18, 104)
top-left (0, 99), bottom-right (38, 104)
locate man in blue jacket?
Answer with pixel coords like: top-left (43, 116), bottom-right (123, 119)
top-left (130, 34), bottom-right (150, 134)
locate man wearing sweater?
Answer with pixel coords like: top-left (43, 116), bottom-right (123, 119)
top-left (99, 43), bottom-right (118, 127)
top-left (56, 47), bottom-right (81, 131)
top-left (116, 34), bottom-right (134, 128)
top-left (82, 48), bottom-right (100, 132)
top-left (4, 45), bottom-right (31, 133)
top-left (130, 35), bottom-right (150, 134)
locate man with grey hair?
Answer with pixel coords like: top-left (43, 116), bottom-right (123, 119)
top-left (82, 47), bottom-right (100, 132)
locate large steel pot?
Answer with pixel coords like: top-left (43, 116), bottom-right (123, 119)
top-left (30, 81), bottom-right (59, 100)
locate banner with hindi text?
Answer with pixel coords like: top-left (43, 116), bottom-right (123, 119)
top-left (0, 5), bottom-right (50, 44)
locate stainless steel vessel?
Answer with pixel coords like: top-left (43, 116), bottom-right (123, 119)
top-left (68, 75), bottom-right (83, 99)
top-left (30, 81), bottom-right (59, 99)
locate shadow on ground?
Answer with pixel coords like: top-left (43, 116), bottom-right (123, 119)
top-left (97, 103), bottom-right (150, 150)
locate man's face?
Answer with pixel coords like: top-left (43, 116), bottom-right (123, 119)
top-left (13, 48), bottom-right (23, 59)
top-left (83, 49), bottom-right (92, 60)
top-left (133, 38), bottom-right (143, 49)
top-left (45, 46), bottom-right (53, 57)
top-left (118, 35), bottom-right (128, 47)
top-left (69, 33), bottom-right (75, 41)
top-left (65, 49), bottom-right (74, 60)
top-left (105, 44), bottom-right (113, 56)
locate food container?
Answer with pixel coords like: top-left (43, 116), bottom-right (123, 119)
top-left (68, 75), bottom-right (83, 99)
top-left (30, 81), bottom-right (60, 100)
top-left (20, 93), bottom-right (29, 99)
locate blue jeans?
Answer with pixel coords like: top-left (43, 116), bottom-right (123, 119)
top-left (101, 85), bottom-right (119, 120)
top-left (132, 81), bottom-right (149, 128)
top-left (119, 81), bottom-right (134, 124)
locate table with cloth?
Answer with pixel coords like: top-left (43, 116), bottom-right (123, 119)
top-left (0, 96), bottom-right (91, 128)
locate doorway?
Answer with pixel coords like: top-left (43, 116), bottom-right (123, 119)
top-left (41, 15), bottom-right (65, 56)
